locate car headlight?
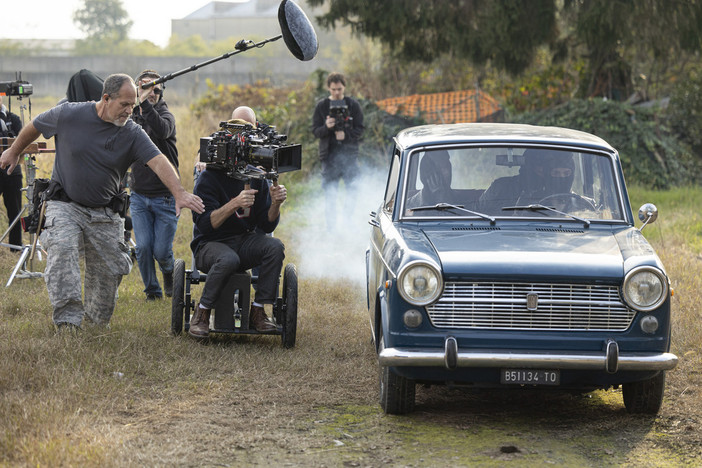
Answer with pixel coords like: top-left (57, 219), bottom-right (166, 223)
top-left (622, 266), bottom-right (668, 312)
top-left (397, 261), bottom-right (443, 306)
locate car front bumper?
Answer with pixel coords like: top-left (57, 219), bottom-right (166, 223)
top-left (379, 337), bottom-right (678, 373)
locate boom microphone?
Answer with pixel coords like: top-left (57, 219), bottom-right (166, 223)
top-left (278, 0), bottom-right (318, 61)
top-left (141, 0), bottom-right (318, 90)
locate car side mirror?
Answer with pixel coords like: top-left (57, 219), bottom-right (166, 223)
top-left (637, 203), bottom-right (658, 231)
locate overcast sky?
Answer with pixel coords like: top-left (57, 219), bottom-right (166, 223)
top-left (1, 0), bottom-right (219, 47)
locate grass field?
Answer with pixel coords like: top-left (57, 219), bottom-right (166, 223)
top-left (0, 102), bottom-right (700, 465)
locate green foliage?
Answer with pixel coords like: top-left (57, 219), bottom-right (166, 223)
top-left (513, 99), bottom-right (702, 189)
top-left (668, 65), bottom-right (702, 154)
top-left (499, 61), bottom-right (583, 113)
top-left (73, 0), bottom-right (133, 42)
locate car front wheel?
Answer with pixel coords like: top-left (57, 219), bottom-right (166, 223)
top-left (378, 333), bottom-right (415, 414)
top-left (622, 371), bottom-right (666, 414)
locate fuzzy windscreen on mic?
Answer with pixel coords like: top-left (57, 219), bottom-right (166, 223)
top-left (278, 0), bottom-right (318, 61)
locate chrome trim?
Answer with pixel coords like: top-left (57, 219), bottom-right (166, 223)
top-left (445, 336), bottom-right (458, 370)
top-left (370, 237), bottom-right (397, 280)
top-left (397, 260), bottom-right (444, 306)
top-left (379, 347), bottom-right (678, 371)
top-left (428, 282), bottom-right (635, 331)
top-left (622, 266), bottom-right (669, 312)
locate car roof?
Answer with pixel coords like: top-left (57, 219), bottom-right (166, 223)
top-left (394, 123), bottom-right (616, 153)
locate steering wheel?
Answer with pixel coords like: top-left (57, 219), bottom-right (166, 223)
top-left (538, 193), bottom-right (597, 212)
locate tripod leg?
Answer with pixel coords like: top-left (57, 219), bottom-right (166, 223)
top-left (6, 245), bottom-right (30, 287)
top-left (29, 201), bottom-right (46, 261)
top-left (0, 205), bottom-right (27, 244)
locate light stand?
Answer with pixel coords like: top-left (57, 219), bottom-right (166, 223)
top-left (0, 141), bottom-right (52, 287)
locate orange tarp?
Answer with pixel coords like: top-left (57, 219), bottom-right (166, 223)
top-left (376, 89), bottom-right (502, 124)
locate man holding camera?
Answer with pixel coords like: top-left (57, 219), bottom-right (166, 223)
top-left (129, 69), bottom-right (180, 301)
top-left (0, 94), bottom-right (23, 249)
top-left (312, 72), bottom-right (364, 232)
top-left (0, 73), bottom-right (204, 330)
top-left (189, 106), bottom-right (287, 338)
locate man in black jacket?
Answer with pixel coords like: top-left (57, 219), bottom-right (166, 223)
top-left (0, 94), bottom-right (24, 249)
top-left (312, 72), bottom-right (364, 232)
top-left (129, 70), bottom-right (179, 300)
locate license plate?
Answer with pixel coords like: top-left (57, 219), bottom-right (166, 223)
top-left (501, 369), bottom-right (560, 386)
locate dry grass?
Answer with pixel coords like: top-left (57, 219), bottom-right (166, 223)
top-left (0, 105), bottom-right (701, 465)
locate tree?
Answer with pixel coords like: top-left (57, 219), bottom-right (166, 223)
top-left (73, 0), bottom-right (133, 42)
top-left (307, 0), bottom-right (557, 76)
top-left (308, 0), bottom-right (702, 100)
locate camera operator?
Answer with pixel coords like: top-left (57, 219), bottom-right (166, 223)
top-left (312, 72), bottom-right (364, 232)
top-left (189, 106), bottom-right (287, 338)
top-left (0, 94), bottom-right (23, 250)
top-left (0, 73), bottom-right (204, 331)
top-left (129, 69), bottom-right (179, 301)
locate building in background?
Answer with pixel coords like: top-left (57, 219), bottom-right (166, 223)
top-left (376, 89), bottom-right (504, 124)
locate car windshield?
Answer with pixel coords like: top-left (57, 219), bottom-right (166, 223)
top-left (402, 146), bottom-right (624, 221)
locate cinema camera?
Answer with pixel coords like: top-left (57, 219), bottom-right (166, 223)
top-left (0, 80), bottom-right (33, 97)
top-left (329, 99), bottom-right (351, 132)
top-left (199, 121), bottom-right (302, 181)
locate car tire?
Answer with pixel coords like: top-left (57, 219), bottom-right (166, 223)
top-left (378, 333), bottom-right (415, 414)
top-left (622, 371), bottom-right (666, 414)
top-left (281, 263), bottom-right (298, 349)
top-left (170, 259), bottom-right (186, 336)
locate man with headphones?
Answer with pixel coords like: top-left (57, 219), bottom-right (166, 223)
top-left (129, 69), bottom-right (180, 301)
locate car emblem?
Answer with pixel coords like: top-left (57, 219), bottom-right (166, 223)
top-left (526, 293), bottom-right (538, 311)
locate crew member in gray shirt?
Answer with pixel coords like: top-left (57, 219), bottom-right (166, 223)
top-left (0, 73), bottom-right (204, 330)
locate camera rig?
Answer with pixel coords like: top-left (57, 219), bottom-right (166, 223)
top-left (0, 80), bottom-right (33, 97)
top-left (329, 99), bottom-right (351, 131)
top-left (199, 121), bottom-right (302, 181)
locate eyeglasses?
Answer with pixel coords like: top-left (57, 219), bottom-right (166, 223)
top-left (153, 88), bottom-right (162, 95)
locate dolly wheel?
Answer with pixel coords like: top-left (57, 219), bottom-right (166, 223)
top-left (281, 263), bottom-right (298, 348)
top-left (171, 259), bottom-right (186, 335)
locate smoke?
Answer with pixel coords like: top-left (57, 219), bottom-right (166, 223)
top-left (287, 165), bottom-right (387, 284)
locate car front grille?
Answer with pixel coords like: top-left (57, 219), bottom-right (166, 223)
top-left (427, 282), bottom-right (635, 331)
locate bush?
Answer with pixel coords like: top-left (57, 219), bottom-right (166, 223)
top-left (512, 99), bottom-right (702, 189)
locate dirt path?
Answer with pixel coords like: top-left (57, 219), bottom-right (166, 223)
top-left (110, 294), bottom-right (701, 467)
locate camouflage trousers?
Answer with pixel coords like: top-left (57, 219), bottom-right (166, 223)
top-left (40, 201), bottom-right (132, 326)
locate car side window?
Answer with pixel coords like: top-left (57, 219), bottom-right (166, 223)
top-left (383, 148), bottom-right (401, 214)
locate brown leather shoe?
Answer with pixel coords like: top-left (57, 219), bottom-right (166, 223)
top-left (189, 304), bottom-right (211, 338)
top-left (250, 304), bottom-right (277, 332)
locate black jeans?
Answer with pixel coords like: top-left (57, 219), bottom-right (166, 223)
top-left (0, 171), bottom-right (23, 247)
top-left (195, 232), bottom-right (285, 309)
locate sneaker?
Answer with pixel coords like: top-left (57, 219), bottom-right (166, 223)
top-left (250, 304), bottom-right (277, 332)
top-left (163, 271), bottom-right (173, 297)
top-left (189, 303), bottom-right (211, 338)
top-left (146, 294), bottom-right (162, 301)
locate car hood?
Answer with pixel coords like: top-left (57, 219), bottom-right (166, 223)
top-left (421, 227), bottom-right (627, 281)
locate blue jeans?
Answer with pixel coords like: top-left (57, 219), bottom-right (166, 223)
top-left (130, 192), bottom-right (179, 296)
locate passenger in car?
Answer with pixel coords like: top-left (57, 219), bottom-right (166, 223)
top-left (406, 150), bottom-right (460, 209)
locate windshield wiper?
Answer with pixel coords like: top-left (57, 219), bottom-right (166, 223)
top-left (410, 203), bottom-right (495, 224)
top-left (501, 204), bottom-right (590, 227)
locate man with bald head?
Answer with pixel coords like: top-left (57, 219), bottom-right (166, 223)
top-left (0, 73), bottom-right (204, 330)
top-left (189, 106), bottom-right (288, 338)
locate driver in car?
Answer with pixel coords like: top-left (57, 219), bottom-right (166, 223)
top-left (479, 149), bottom-right (575, 213)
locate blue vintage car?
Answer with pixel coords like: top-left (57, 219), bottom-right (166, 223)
top-left (366, 123), bottom-right (678, 414)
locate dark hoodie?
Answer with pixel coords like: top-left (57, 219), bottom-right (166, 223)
top-left (129, 97), bottom-right (178, 196)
